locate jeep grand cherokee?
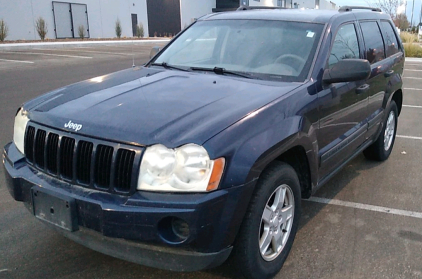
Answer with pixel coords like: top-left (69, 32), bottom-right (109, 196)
top-left (3, 6), bottom-right (404, 279)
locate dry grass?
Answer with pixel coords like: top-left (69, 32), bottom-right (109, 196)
top-left (404, 43), bottom-right (422, 57)
top-left (400, 32), bottom-right (418, 43)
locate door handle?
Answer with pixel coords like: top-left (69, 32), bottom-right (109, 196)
top-left (356, 84), bottom-right (370, 94)
top-left (384, 70), bottom-right (394, 77)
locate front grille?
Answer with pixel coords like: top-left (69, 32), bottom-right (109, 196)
top-left (24, 124), bottom-right (141, 194)
top-left (115, 149), bottom-right (136, 191)
top-left (76, 141), bottom-right (93, 184)
top-left (95, 145), bottom-right (113, 188)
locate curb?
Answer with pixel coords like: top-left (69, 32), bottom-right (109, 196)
top-left (0, 39), bottom-right (170, 51)
top-left (405, 57), bottom-right (422, 62)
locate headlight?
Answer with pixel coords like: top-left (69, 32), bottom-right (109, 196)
top-left (138, 144), bottom-right (225, 192)
top-left (13, 108), bottom-right (29, 154)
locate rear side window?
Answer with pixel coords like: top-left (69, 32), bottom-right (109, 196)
top-left (360, 21), bottom-right (385, 64)
top-left (380, 20), bottom-right (399, 57)
top-left (329, 24), bottom-right (360, 68)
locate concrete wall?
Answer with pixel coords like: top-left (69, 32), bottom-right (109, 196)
top-left (0, 0), bottom-right (149, 40)
top-left (249, 0), bottom-right (278, 6)
top-left (0, 0), bottom-right (337, 41)
top-left (246, 0), bottom-right (336, 9)
top-left (180, 0), bottom-right (216, 29)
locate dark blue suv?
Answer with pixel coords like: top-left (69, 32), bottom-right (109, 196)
top-left (3, 6), bottom-right (404, 279)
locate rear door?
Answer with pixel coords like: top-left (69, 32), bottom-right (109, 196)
top-left (317, 22), bottom-right (368, 179)
top-left (357, 21), bottom-right (388, 136)
top-left (368, 20), bottom-right (405, 136)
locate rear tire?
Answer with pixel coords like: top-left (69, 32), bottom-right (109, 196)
top-left (231, 161), bottom-right (301, 279)
top-left (363, 101), bottom-right (398, 161)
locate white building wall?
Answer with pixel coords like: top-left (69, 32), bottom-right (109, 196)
top-left (180, 0), bottom-right (216, 29)
top-left (249, 0), bottom-right (278, 6)
top-left (0, 0), bottom-right (338, 41)
top-left (0, 0), bottom-right (149, 40)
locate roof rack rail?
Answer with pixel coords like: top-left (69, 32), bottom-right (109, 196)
top-left (237, 5), bottom-right (287, 11)
top-left (339, 6), bottom-right (382, 12)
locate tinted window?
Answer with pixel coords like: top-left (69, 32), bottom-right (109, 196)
top-left (380, 20), bottom-right (399, 57)
top-left (360, 21), bottom-right (385, 64)
top-left (329, 24), bottom-right (360, 68)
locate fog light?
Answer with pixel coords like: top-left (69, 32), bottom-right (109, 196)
top-left (158, 216), bottom-right (190, 243)
top-left (171, 217), bottom-right (190, 239)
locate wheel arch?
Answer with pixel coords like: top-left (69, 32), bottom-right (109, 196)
top-left (247, 141), bottom-right (314, 199)
top-left (391, 89), bottom-right (403, 116)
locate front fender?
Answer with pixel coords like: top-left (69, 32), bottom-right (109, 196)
top-left (204, 93), bottom-right (319, 190)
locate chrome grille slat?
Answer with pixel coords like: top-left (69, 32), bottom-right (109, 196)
top-left (60, 136), bottom-right (75, 179)
top-left (94, 144), bottom-right (113, 188)
top-left (25, 126), bottom-right (36, 163)
top-left (46, 133), bottom-right (59, 174)
top-left (115, 149), bottom-right (135, 191)
top-left (34, 129), bottom-right (46, 168)
top-left (76, 141), bottom-right (93, 184)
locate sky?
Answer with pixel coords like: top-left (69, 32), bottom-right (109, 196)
top-left (332, 0), bottom-right (422, 25)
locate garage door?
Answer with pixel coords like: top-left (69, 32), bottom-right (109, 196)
top-left (147, 0), bottom-right (181, 37)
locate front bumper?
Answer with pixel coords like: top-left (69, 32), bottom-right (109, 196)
top-left (3, 142), bottom-right (255, 271)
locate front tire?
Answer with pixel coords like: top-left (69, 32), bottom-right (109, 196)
top-left (363, 101), bottom-right (398, 161)
top-left (231, 161), bottom-right (301, 279)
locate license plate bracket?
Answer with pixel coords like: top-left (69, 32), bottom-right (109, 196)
top-left (31, 187), bottom-right (79, 232)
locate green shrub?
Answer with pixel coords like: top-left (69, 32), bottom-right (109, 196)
top-left (404, 43), bottom-right (422, 57)
top-left (136, 22), bottom-right (144, 38)
top-left (0, 19), bottom-right (8, 42)
top-left (115, 19), bottom-right (122, 38)
top-left (35, 17), bottom-right (48, 40)
top-left (400, 32), bottom-right (418, 43)
top-left (78, 25), bottom-right (85, 39)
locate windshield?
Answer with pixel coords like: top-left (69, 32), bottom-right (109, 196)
top-left (152, 19), bottom-right (324, 82)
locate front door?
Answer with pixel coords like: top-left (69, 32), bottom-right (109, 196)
top-left (317, 23), bottom-right (368, 179)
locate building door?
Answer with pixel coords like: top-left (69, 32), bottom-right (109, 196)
top-left (146, 0), bottom-right (181, 37)
top-left (131, 14), bottom-right (138, 37)
top-left (53, 2), bottom-right (73, 38)
top-left (71, 3), bottom-right (90, 38)
top-left (53, 2), bottom-right (89, 39)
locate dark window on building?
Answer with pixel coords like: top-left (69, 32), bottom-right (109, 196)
top-left (380, 20), bottom-right (399, 57)
top-left (329, 24), bottom-right (360, 68)
top-left (360, 21), bottom-right (385, 64)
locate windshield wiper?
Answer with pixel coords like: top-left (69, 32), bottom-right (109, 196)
top-left (190, 66), bottom-right (255, 79)
top-left (150, 62), bottom-right (190, 72)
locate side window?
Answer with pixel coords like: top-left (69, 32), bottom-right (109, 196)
top-left (380, 20), bottom-right (399, 57)
top-left (329, 24), bottom-right (360, 68)
top-left (360, 21), bottom-right (385, 64)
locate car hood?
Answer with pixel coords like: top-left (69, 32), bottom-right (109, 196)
top-left (24, 67), bottom-right (300, 147)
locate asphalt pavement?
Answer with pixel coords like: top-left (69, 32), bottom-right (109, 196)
top-left (1, 45), bottom-right (422, 279)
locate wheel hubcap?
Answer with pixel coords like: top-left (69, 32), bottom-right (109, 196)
top-left (384, 111), bottom-right (395, 151)
top-left (259, 184), bottom-right (294, 261)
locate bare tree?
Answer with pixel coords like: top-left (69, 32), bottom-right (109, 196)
top-left (366, 0), bottom-right (402, 19)
top-left (394, 13), bottom-right (410, 30)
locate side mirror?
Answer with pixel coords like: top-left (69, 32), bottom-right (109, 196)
top-left (323, 59), bottom-right (371, 84)
top-left (149, 46), bottom-right (161, 59)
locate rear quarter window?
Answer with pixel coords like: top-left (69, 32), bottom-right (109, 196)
top-left (360, 21), bottom-right (385, 64)
top-left (380, 20), bottom-right (400, 57)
